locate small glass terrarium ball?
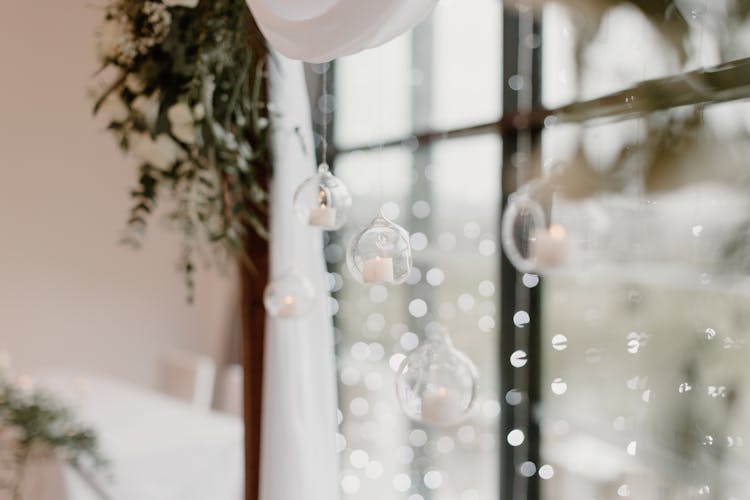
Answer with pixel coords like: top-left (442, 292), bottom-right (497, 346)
top-left (263, 271), bottom-right (316, 319)
top-left (293, 163), bottom-right (352, 230)
top-left (346, 212), bottom-right (412, 285)
top-left (396, 334), bottom-right (478, 426)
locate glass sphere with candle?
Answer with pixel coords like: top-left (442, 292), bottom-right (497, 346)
top-left (346, 212), bottom-right (412, 285)
top-left (395, 333), bottom-right (478, 426)
top-left (263, 271), bottom-right (316, 318)
top-left (293, 163), bottom-right (352, 230)
top-left (501, 176), bottom-right (616, 273)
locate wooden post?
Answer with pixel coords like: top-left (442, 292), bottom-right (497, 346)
top-left (240, 229), bottom-right (269, 500)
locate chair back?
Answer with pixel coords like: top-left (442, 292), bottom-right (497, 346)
top-left (216, 364), bottom-right (243, 416)
top-left (159, 350), bottom-right (216, 410)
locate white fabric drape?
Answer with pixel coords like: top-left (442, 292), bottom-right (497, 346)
top-left (246, 0), bottom-right (438, 62)
top-left (261, 55), bottom-right (339, 500)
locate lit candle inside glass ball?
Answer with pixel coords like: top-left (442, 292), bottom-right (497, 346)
top-left (293, 164), bottom-right (351, 230)
top-left (308, 204), bottom-right (337, 227)
top-left (396, 333), bottom-right (478, 427)
top-left (420, 385), bottom-right (463, 425)
top-left (362, 256), bottom-right (394, 284)
top-left (308, 188), bottom-right (338, 227)
top-left (529, 223), bottom-right (568, 267)
top-left (263, 271), bottom-right (315, 319)
top-left (347, 212), bottom-right (412, 285)
top-left (278, 295), bottom-right (297, 317)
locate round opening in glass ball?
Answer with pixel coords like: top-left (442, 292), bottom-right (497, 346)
top-left (293, 164), bottom-right (352, 230)
top-left (395, 336), bottom-right (478, 426)
top-left (501, 194), bottom-right (550, 273)
top-left (346, 214), bottom-right (412, 285)
top-left (263, 271), bottom-right (316, 318)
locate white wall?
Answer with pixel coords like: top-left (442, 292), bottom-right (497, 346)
top-left (0, 0), bottom-right (238, 387)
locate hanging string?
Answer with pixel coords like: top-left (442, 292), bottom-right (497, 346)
top-left (377, 50), bottom-right (384, 210)
top-left (320, 60), bottom-right (344, 464)
top-left (321, 65), bottom-right (329, 168)
top-left (697, 0), bottom-right (707, 69)
top-left (691, 0), bottom-right (708, 270)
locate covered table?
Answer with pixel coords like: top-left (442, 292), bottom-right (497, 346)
top-left (13, 370), bottom-right (243, 500)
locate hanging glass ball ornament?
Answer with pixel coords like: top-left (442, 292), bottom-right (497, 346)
top-left (501, 176), bottom-right (572, 273)
top-left (293, 163), bottom-right (352, 230)
top-left (396, 333), bottom-right (479, 426)
top-left (346, 211), bottom-right (412, 285)
top-left (263, 271), bottom-right (316, 318)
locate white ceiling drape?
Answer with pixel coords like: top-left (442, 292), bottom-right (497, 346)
top-left (261, 54), bottom-right (340, 500)
top-left (246, 0), bottom-right (438, 62)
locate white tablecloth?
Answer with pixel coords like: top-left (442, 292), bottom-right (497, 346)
top-left (16, 370), bottom-right (243, 500)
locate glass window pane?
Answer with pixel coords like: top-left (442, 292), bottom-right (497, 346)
top-left (432, 0), bottom-right (501, 130)
top-left (542, 2), bottom-right (750, 108)
top-left (335, 1), bottom-right (502, 150)
top-left (538, 102), bottom-right (750, 499)
top-left (335, 35), bottom-right (412, 148)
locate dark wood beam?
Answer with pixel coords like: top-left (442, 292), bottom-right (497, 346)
top-left (240, 229), bottom-right (269, 500)
top-left (241, 14), bottom-right (271, 500)
top-left (334, 56), bottom-right (750, 156)
top-left (553, 56), bottom-right (750, 125)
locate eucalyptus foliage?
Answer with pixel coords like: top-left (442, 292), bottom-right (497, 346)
top-left (93, 0), bottom-right (271, 299)
top-left (0, 376), bottom-right (106, 499)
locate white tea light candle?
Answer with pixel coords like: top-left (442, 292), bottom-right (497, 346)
top-left (263, 271), bottom-right (316, 318)
top-left (277, 296), bottom-right (297, 317)
top-left (362, 256), bottom-right (394, 283)
top-left (293, 164), bottom-right (352, 230)
top-left (530, 224), bottom-right (568, 268)
top-left (421, 386), bottom-right (462, 425)
top-left (308, 205), bottom-right (337, 227)
top-left (347, 212), bottom-right (412, 285)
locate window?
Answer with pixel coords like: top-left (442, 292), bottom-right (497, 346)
top-left (315, 1), bottom-right (750, 499)
top-left (537, 3), bottom-right (750, 499)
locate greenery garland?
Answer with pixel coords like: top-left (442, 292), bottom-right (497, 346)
top-left (0, 376), bottom-right (107, 499)
top-left (93, 0), bottom-right (271, 300)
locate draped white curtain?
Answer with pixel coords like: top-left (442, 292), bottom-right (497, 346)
top-left (262, 55), bottom-right (339, 500)
top-left (246, 0), bottom-right (438, 62)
